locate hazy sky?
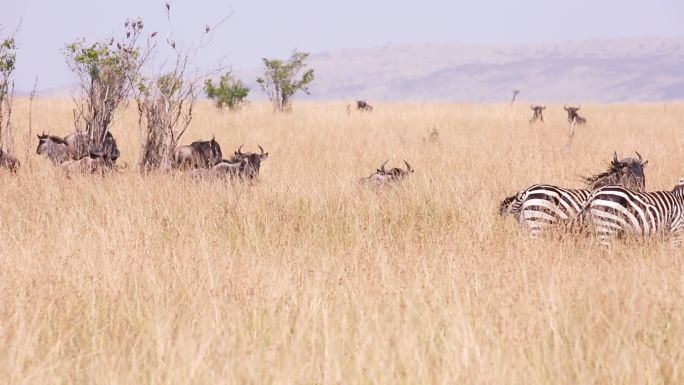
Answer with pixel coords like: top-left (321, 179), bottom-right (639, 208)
top-left (2, 0), bottom-right (683, 92)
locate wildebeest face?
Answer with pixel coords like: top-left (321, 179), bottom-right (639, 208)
top-left (231, 145), bottom-right (269, 178)
top-left (36, 134), bottom-right (49, 154)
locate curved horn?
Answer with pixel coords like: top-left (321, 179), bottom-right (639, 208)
top-left (380, 159), bottom-right (388, 173)
top-left (636, 151), bottom-right (642, 163)
top-left (258, 145), bottom-right (264, 155)
top-left (235, 144), bottom-right (244, 155)
top-left (403, 160), bottom-right (413, 172)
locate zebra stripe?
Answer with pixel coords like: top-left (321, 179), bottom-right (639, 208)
top-left (501, 184), bottom-right (592, 237)
top-left (580, 183), bottom-right (684, 246)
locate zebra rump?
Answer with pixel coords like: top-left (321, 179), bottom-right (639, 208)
top-left (578, 181), bottom-right (684, 246)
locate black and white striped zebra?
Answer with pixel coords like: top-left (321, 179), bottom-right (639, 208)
top-left (579, 179), bottom-right (684, 247)
top-left (500, 152), bottom-right (647, 237)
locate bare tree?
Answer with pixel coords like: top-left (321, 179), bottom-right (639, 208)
top-left (510, 89), bottom-right (520, 105)
top-left (135, 3), bottom-right (231, 172)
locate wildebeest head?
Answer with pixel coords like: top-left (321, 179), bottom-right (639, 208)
top-left (565, 105), bottom-right (587, 124)
top-left (36, 133), bottom-right (72, 164)
top-left (230, 145), bottom-right (269, 179)
top-left (190, 136), bottom-right (223, 167)
top-left (583, 151), bottom-right (647, 191)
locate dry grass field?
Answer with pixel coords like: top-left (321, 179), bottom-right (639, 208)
top-left (1, 100), bottom-right (683, 384)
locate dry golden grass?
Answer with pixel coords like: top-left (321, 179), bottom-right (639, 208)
top-left (1, 100), bottom-right (683, 384)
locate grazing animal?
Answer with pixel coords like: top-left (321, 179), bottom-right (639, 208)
top-left (37, 131), bottom-right (120, 165)
top-left (193, 145), bottom-right (269, 180)
top-left (564, 105), bottom-right (587, 124)
top-left (60, 151), bottom-right (115, 176)
top-left (174, 136), bottom-right (222, 169)
top-left (529, 105), bottom-right (545, 123)
top-left (36, 134), bottom-right (72, 164)
top-left (360, 160), bottom-right (414, 185)
top-left (499, 152), bottom-right (647, 237)
top-left (356, 100), bottom-right (373, 112)
top-left (579, 179), bottom-right (684, 247)
top-left (0, 147), bottom-right (19, 172)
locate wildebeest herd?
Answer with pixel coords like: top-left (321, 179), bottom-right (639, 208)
top-left (2, 103), bottom-right (683, 249)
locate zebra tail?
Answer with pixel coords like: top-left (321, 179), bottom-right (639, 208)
top-left (499, 194), bottom-right (518, 216)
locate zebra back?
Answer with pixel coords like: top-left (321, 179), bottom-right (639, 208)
top-left (580, 183), bottom-right (684, 245)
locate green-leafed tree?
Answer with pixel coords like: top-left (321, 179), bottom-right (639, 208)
top-left (0, 32), bottom-right (17, 154)
top-left (205, 72), bottom-right (249, 111)
top-left (256, 51), bottom-right (314, 112)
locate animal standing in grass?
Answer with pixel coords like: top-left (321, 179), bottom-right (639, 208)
top-left (174, 137), bottom-right (222, 169)
top-left (564, 105), bottom-right (587, 125)
top-left (356, 100), bottom-right (373, 112)
top-left (360, 160), bottom-right (414, 186)
top-left (191, 145), bottom-right (269, 180)
top-left (500, 152), bottom-right (647, 237)
top-left (529, 105), bottom-right (545, 123)
top-left (579, 179), bottom-right (684, 247)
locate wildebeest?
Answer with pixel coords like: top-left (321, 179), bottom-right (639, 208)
top-left (174, 136), bottom-right (222, 169)
top-left (564, 105), bottom-right (587, 124)
top-left (529, 105), bottom-right (545, 123)
top-left (37, 131), bottom-right (120, 165)
top-left (60, 150), bottom-right (117, 176)
top-left (360, 160), bottom-right (414, 185)
top-left (356, 100), bottom-right (373, 112)
top-left (0, 147), bottom-right (20, 172)
top-left (192, 145), bottom-right (269, 180)
top-left (37, 134), bottom-right (72, 164)
top-left (582, 152), bottom-right (647, 190)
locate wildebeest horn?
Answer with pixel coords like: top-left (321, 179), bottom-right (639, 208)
top-left (235, 144), bottom-right (244, 155)
top-left (380, 159), bottom-right (388, 173)
top-left (636, 151), bottom-right (642, 163)
top-left (258, 145), bottom-right (264, 155)
top-left (403, 160), bottom-right (413, 172)
top-left (613, 151), bottom-right (618, 164)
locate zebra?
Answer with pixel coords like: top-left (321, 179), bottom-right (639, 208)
top-left (499, 152), bottom-right (647, 237)
top-left (579, 179), bottom-right (684, 247)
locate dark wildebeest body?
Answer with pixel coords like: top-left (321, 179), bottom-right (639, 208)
top-left (360, 160), bottom-right (414, 186)
top-left (0, 147), bottom-right (20, 172)
top-left (174, 137), bottom-right (222, 169)
top-left (529, 105), bottom-right (545, 123)
top-left (564, 106), bottom-right (587, 125)
top-left (356, 100), bottom-right (373, 112)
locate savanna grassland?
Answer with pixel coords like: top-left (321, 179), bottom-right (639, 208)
top-left (1, 100), bottom-right (683, 384)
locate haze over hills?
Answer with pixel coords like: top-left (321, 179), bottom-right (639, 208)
top-left (239, 37), bottom-right (684, 103)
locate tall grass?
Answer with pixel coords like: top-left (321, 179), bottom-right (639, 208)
top-left (1, 100), bottom-right (682, 384)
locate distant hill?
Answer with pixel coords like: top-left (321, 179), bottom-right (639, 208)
top-left (239, 37), bottom-right (684, 103)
